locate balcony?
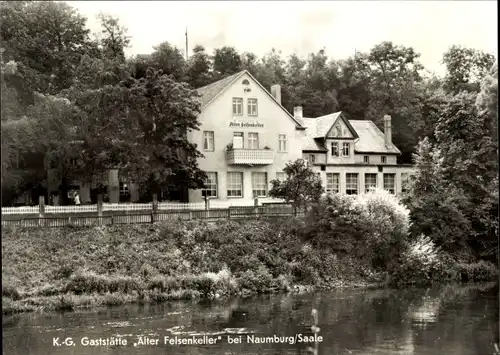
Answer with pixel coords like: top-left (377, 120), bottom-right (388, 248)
top-left (226, 149), bottom-right (274, 165)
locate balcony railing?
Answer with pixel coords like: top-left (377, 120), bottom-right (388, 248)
top-left (226, 149), bottom-right (274, 165)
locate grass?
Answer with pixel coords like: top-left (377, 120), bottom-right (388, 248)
top-left (1, 219), bottom-right (379, 315)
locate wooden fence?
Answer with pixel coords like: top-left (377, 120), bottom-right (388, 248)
top-left (2, 196), bottom-right (285, 215)
top-left (1, 205), bottom-right (302, 228)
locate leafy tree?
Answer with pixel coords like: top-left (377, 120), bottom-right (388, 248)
top-left (336, 54), bottom-right (371, 119)
top-left (403, 138), bottom-right (472, 254)
top-left (240, 52), bottom-right (260, 76)
top-left (145, 41), bottom-right (188, 82)
top-left (269, 159), bottom-right (323, 214)
top-left (213, 46), bottom-right (241, 77)
top-left (97, 12), bottom-right (130, 61)
top-left (0, 0), bottom-right (95, 98)
top-left (442, 45), bottom-right (495, 94)
top-left (364, 41), bottom-right (425, 163)
top-left (187, 45), bottom-right (212, 88)
top-left (70, 68), bottom-right (207, 195)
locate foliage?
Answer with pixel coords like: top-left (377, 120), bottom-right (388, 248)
top-left (65, 66), bottom-right (207, 190)
top-left (187, 45), bottom-right (212, 88)
top-left (268, 159), bottom-right (324, 211)
top-left (442, 45), bottom-right (496, 93)
top-left (213, 46), bottom-right (242, 77)
top-left (303, 189), bottom-right (411, 269)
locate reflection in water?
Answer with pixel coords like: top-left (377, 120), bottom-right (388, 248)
top-left (3, 283), bottom-right (497, 355)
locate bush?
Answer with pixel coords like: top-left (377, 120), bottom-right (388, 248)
top-left (304, 189), bottom-right (411, 269)
top-left (238, 267), bottom-right (274, 293)
top-left (2, 284), bottom-right (21, 301)
top-left (388, 235), bottom-right (450, 286)
top-left (452, 260), bottom-right (499, 282)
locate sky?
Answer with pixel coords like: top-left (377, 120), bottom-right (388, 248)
top-left (68, 1), bottom-right (497, 76)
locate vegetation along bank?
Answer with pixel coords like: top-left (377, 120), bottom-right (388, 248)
top-left (3, 191), bottom-right (497, 315)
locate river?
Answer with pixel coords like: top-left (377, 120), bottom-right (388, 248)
top-left (3, 283), bottom-right (498, 355)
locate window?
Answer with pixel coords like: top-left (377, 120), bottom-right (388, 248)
top-left (276, 172), bottom-right (286, 181)
top-left (233, 132), bottom-right (244, 149)
top-left (381, 156), bottom-right (387, 164)
top-left (252, 172), bottom-right (267, 197)
top-left (203, 131), bottom-right (214, 151)
top-left (278, 134), bottom-right (287, 152)
top-left (227, 172), bottom-right (243, 197)
top-left (401, 173), bottom-right (409, 193)
top-left (346, 173), bottom-right (359, 195)
top-left (383, 173), bottom-right (395, 194)
top-left (247, 98), bottom-right (258, 116)
top-left (342, 143), bottom-right (350, 157)
top-left (331, 142), bottom-right (339, 156)
top-left (363, 156), bottom-right (369, 164)
top-left (248, 132), bottom-right (259, 149)
top-left (119, 182), bottom-right (130, 196)
top-left (309, 154), bottom-right (316, 163)
top-left (119, 182), bottom-right (130, 202)
top-left (326, 173), bottom-right (340, 193)
top-left (202, 172), bottom-right (218, 198)
top-left (232, 98), bottom-right (243, 115)
top-left (365, 173), bottom-right (377, 193)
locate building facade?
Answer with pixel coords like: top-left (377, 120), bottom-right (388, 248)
top-left (187, 70), bottom-right (413, 202)
top-left (22, 70), bottom-right (413, 206)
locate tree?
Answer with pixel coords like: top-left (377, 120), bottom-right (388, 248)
top-left (0, 1), bottom-right (95, 97)
top-left (213, 46), bottom-right (241, 77)
top-left (269, 159), bottom-right (323, 214)
top-left (70, 67), bottom-right (207, 195)
top-left (240, 52), bottom-right (259, 76)
top-left (442, 45), bottom-right (495, 94)
top-left (403, 138), bottom-right (472, 254)
top-left (364, 42), bottom-right (425, 163)
top-left (146, 41), bottom-right (188, 82)
top-left (97, 12), bottom-right (130, 61)
top-left (187, 45), bottom-right (212, 88)
top-left (336, 54), bottom-right (371, 120)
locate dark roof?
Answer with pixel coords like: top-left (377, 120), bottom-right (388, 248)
top-left (301, 113), bottom-right (401, 154)
top-left (196, 71), bottom-right (243, 108)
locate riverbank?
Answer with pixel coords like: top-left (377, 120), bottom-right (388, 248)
top-left (2, 218), bottom-right (384, 315)
top-left (3, 212), bottom-right (497, 315)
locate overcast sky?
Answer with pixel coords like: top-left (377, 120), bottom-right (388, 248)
top-left (69, 1), bottom-right (497, 76)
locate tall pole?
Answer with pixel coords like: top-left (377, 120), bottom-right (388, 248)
top-left (185, 26), bottom-right (188, 61)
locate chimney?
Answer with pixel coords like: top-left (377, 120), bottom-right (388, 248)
top-left (294, 106), bottom-right (303, 121)
top-left (270, 84), bottom-right (281, 104)
top-left (384, 114), bottom-right (392, 147)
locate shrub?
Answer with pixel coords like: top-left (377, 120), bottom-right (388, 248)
top-left (2, 284), bottom-right (21, 301)
top-left (238, 267), bottom-right (274, 293)
top-left (388, 235), bottom-right (448, 286)
top-left (303, 189), bottom-right (411, 269)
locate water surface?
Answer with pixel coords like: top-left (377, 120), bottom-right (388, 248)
top-left (3, 284), bottom-right (498, 355)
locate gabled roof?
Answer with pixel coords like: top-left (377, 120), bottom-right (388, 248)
top-left (196, 70), bottom-right (305, 129)
top-left (301, 113), bottom-right (401, 155)
top-left (197, 71), bottom-right (242, 108)
top-left (349, 120), bottom-right (401, 154)
top-left (314, 112), bottom-right (359, 139)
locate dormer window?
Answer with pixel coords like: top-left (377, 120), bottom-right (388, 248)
top-left (331, 142), bottom-right (339, 157)
top-left (342, 143), bottom-right (350, 157)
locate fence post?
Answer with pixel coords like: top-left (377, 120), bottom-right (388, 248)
top-left (38, 196), bottom-right (45, 227)
top-left (152, 193), bottom-right (158, 224)
top-left (205, 196), bottom-right (210, 211)
top-left (97, 194), bottom-right (103, 226)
